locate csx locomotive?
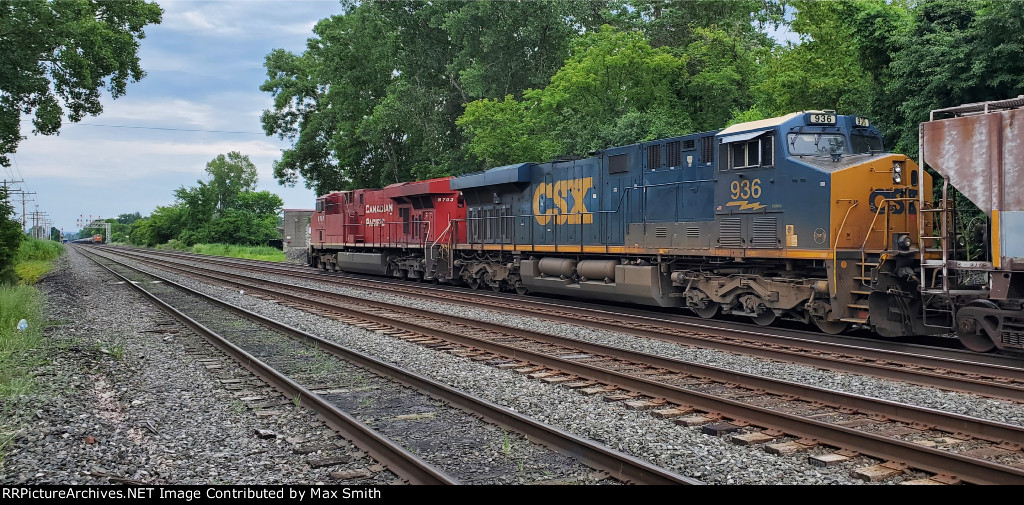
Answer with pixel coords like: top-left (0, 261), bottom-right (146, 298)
top-left (310, 97), bottom-right (1024, 354)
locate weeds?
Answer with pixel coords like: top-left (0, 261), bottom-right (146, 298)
top-left (190, 243), bottom-right (285, 262)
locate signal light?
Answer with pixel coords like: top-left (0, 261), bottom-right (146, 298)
top-left (892, 161), bottom-right (904, 184)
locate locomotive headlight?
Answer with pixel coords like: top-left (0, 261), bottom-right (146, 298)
top-left (892, 161), bottom-right (904, 184)
top-left (896, 234), bottom-right (912, 251)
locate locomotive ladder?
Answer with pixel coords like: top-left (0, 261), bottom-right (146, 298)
top-left (917, 177), bottom-right (956, 328)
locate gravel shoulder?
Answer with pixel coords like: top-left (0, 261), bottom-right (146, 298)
top-left (0, 251), bottom-right (392, 485)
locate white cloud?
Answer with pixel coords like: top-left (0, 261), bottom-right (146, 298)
top-left (99, 98), bottom-right (218, 128)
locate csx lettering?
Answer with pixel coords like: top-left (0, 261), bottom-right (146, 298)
top-left (364, 203), bottom-right (393, 214)
top-left (532, 177), bottom-right (594, 225)
top-left (869, 188), bottom-right (918, 215)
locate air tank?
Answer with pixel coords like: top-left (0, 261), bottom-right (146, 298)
top-left (577, 260), bottom-right (618, 283)
top-left (537, 258), bottom-right (576, 278)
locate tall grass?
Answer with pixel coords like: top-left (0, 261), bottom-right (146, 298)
top-left (190, 243), bottom-right (286, 262)
top-left (0, 284), bottom-right (46, 463)
top-left (14, 238), bottom-right (64, 284)
top-left (0, 285), bottom-right (44, 395)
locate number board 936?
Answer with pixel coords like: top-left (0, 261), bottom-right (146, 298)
top-left (808, 113), bottom-right (836, 125)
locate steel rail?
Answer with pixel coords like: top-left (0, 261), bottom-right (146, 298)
top-left (80, 247), bottom-right (699, 485)
top-left (79, 248), bottom-right (459, 485)
top-left (100, 245), bottom-right (1024, 398)
top-left (89, 246), bottom-right (1024, 485)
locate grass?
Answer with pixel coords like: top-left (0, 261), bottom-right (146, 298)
top-left (0, 284), bottom-right (47, 463)
top-left (190, 243), bottom-right (285, 262)
top-left (1, 238), bottom-right (63, 463)
top-left (14, 238), bottom-right (64, 284)
top-left (0, 284), bottom-right (46, 395)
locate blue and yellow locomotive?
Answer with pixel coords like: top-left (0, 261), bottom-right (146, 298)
top-left (447, 111), bottom-right (931, 337)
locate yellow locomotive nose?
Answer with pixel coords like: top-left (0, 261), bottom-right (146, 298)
top-left (830, 155), bottom-right (931, 253)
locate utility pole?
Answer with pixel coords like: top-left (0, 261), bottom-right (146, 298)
top-left (1, 180), bottom-right (32, 232)
top-left (6, 189), bottom-right (36, 232)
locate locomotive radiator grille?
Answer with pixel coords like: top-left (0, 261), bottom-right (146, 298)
top-left (720, 218), bottom-right (743, 248)
top-left (752, 217), bottom-right (779, 248)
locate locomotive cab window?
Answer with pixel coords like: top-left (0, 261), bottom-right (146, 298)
top-left (316, 200), bottom-right (324, 213)
top-left (728, 135), bottom-right (773, 170)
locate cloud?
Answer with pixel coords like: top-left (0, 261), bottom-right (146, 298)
top-left (99, 98), bottom-right (218, 128)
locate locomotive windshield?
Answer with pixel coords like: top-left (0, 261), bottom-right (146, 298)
top-left (788, 133), bottom-right (846, 156)
top-left (851, 133), bottom-right (883, 153)
top-left (788, 132), bottom-right (884, 156)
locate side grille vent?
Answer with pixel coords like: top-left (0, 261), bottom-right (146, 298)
top-left (687, 226), bottom-right (700, 238)
top-left (655, 226), bottom-right (668, 238)
top-left (720, 218), bottom-right (742, 248)
top-left (752, 217), bottom-right (778, 248)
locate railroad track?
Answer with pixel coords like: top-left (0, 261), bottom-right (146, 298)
top-left (78, 247), bottom-right (698, 485)
top-left (98, 245), bottom-right (1024, 403)
top-left (87, 246), bottom-right (1024, 484)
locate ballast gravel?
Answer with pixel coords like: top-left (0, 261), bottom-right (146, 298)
top-left (4, 248), bottom-right (1022, 485)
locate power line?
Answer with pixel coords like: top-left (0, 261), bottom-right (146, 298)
top-left (19, 119), bottom-right (265, 135)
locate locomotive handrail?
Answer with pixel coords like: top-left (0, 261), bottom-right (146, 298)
top-left (832, 199), bottom-right (859, 297)
top-left (858, 196), bottom-right (918, 287)
top-left (430, 220), bottom-right (455, 249)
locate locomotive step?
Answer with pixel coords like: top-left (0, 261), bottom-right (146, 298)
top-left (848, 304), bottom-right (870, 310)
top-left (853, 276), bottom-right (872, 281)
top-left (840, 318), bottom-right (869, 324)
top-left (851, 290), bottom-right (871, 295)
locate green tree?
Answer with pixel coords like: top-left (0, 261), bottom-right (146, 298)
top-left (751, 0), bottom-right (911, 120)
top-left (460, 25), bottom-right (692, 161)
top-left (203, 151), bottom-right (258, 213)
top-left (261, 1), bottom-right (609, 193)
top-left (0, 0), bottom-right (163, 166)
top-left (886, 0), bottom-right (1024, 159)
top-left (0, 186), bottom-right (23, 283)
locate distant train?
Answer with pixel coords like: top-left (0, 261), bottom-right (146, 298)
top-left (309, 97), bottom-right (1024, 354)
top-left (71, 234), bottom-right (104, 244)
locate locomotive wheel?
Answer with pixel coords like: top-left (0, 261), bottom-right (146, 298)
top-left (752, 309), bottom-right (776, 326)
top-left (514, 282), bottom-right (528, 295)
top-left (692, 302), bottom-right (719, 319)
top-left (466, 277), bottom-right (481, 290)
top-left (812, 313), bottom-right (848, 335)
top-left (490, 282), bottom-right (502, 292)
top-left (397, 269), bottom-right (408, 281)
top-left (957, 299), bottom-right (999, 353)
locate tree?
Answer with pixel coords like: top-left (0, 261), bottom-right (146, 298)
top-left (885, 0), bottom-right (1024, 159)
top-left (0, 0), bottom-right (163, 166)
top-left (460, 26), bottom-right (693, 161)
top-left (0, 186), bottom-right (23, 283)
top-left (261, 1), bottom-right (610, 193)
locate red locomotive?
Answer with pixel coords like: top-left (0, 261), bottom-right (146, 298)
top-left (309, 177), bottom-right (466, 281)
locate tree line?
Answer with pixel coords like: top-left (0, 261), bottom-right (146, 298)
top-left (261, 0), bottom-right (1024, 196)
top-left (105, 152), bottom-right (283, 248)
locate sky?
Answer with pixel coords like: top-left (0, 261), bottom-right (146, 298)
top-left (5, 0), bottom-right (347, 234)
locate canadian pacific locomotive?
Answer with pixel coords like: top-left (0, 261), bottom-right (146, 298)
top-left (309, 97), bottom-right (1024, 354)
